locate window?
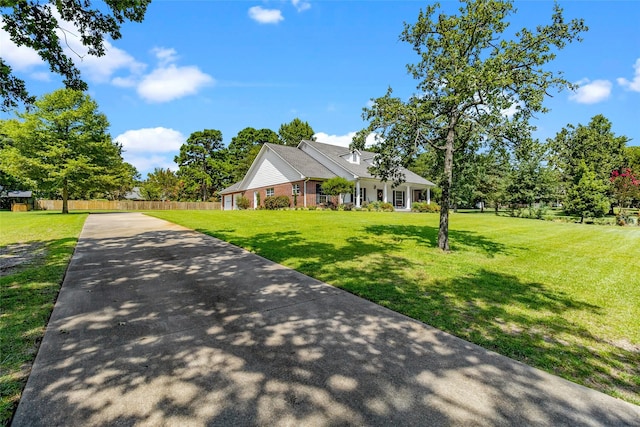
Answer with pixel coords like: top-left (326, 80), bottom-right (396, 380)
top-left (292, 183), bottom-right (300, 195)
top-left (315, 183), bottom-right (329, 204)
top-left (355, 187), bottom-right (366, 203)
top-left (266, 188), bottom-right (274, 197)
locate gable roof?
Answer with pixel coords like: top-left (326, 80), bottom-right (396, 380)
top-left (220, 140), bottom-right (435, 195)
top-left (300, 140), bottom-right (435, 186)
top-left (265, 143), bottom-right (335, 180)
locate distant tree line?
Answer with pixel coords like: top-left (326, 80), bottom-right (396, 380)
top-left (406, 114), bottom-right (639, 222)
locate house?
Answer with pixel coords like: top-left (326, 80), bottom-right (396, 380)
top-left (219, 140), bottom-right (435, 210)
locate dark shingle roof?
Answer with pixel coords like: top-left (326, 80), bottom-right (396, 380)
top-left (265, 143), bottom-right (335, 179)
top-left (302, 140), bottom-right (435, 186)
top-left (219, 181), bottom-right (242, 195)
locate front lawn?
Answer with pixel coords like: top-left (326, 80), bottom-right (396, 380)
top-left (0, 211), bottom-right (87, 426)
top-left (149, 210), bottom-right (640, 405)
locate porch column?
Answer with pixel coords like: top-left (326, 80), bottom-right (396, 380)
top-left (427, 188), bottom-right (431, 204)
top-left (383, 182), bottom-right (388, 203)
top-left (406, 185), bottom-right (412, 209)
top-left (355, 180), bottom-right (361, 208)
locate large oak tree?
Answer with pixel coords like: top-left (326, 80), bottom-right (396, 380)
top-left (0, 88), bottom-right (134, 213)
top-left (353, 0), bottom-right (586, 250)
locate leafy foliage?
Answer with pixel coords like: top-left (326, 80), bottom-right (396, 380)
top-left (264, 195), bottom-right (290, 210)
top-left (549, 114), bottom-right (628, 206)
top-left (506, 138), bottom-right (554, 208)
top-left (227, 127), bottom-right (279, 182)
top-left (364, 201), bottom-right (394, 212)
top-left (411, 201), bottom-right (440, 213)
top-left (610, 168), bottom-right (640, 210)
top-left (175, 129), bottom-right (228, 201)
top-left (320, 177), bottom-right (354, 205)
top-left (236, 195), bottom-right (250, 210)
top-left (0, 88), bottom-right (132, 213)
top-left (1, 0), bottom-right (150, 110)
top-left (141, 168), bottom-right (182, 201)
top-left (565, 162), bottom-right (610, 222)
top-left (278, 118), bottom-right (315, 147)
top-left (354, 0), bottom-right (586, 250)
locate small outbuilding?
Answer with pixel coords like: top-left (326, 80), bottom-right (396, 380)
top-left (0, 191), bottom-right (34, 211)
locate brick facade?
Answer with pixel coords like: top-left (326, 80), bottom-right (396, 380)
top-left (227, 179), bottom-right (327, 209)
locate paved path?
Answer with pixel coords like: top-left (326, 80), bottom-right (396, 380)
top-left (12, 213), bottom-right (640, 426)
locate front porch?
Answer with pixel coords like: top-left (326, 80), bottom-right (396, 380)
top-left (344, 179), bottom-right (432, 210)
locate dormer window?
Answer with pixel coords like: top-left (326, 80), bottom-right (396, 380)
top-left (349, 150), bottom-right (361, 164)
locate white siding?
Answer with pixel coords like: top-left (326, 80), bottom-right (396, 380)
top-left (245, 149), bottom-right (302, 189)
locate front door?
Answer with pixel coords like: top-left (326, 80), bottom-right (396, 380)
top-left (377, 189), bottom-right (383, 201)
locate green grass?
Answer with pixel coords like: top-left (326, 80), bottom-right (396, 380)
top-left (0, 211), bottom-right (87, 426)
top-left (149, 209), bottom-right (640, 405)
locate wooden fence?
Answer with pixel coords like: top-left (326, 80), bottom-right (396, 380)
top-left (36, 200), bottom-right (221, 211)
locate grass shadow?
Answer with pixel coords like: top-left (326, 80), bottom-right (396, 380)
top-left (195, 225), bottom-right (638, 404)
top-left (364, 224), bottom-right (512, 256)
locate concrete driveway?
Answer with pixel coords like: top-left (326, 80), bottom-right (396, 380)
top-left (11, 213), bottom-right (640, 426)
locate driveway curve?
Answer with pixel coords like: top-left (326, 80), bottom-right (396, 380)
top-left (12, 212), bottom-right (640, 426)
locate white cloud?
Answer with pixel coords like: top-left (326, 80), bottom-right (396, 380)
top-left (248, 6), bottom-right (284, 24)
top-left (114, 127), bottom-right (185, 175)
top-left (137, 64), bottom-right (214, 103)
top-left (617, 58), bottom-right (640, 92)
top-left (73, 40), bottom-right (146, 83)
top-left (126, 154), bottom-right (178, 176)
top-left (115, 127), bottom-right (185, 153)
top-left (152, 47), bottom-right (178, 66)
top-left (292, 0), bottom-right (311, 12)
top-left (314, 131), bottom-right (377, 148)
top-left (0, 19), bottom-right (45, 71)
top-left (569, 79), bottom-right (612, 104)
top-left (111, 76), bottom-right (137, 88)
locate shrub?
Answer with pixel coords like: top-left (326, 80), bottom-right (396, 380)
top-left (264, 195), bottom-right (290, 210)
top-left (236, 196), bottom-right (250, 210)
top-left (380, 202), bottom-right (394, 212)
top-left (364, 201), bottom-right (395, 212)
top-left (411, 201), bottom-right (441, 213)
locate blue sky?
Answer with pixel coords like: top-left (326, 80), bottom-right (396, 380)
top-left (2, 0), bottom-right (639, 176)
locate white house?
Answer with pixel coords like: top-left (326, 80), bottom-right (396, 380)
top-left (219, 140), bottom-right (435, 210)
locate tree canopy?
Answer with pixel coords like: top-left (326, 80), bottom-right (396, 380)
top-left (141, 168), bottom-right (181, 201)
top-left (175, 129), bottom-right (227, 201)
top-left (353, 0), bottom-right (586, 250)
top-left (278, 118), bottom-right (315, 147)
top-left (228, 127), bottom-right (279, 182)
top-left (0, 88), bottom-right (134, 213)
top-left (1, 0), bottom-right (150, 111)
top-left (321, 177), bottom-right (354, 205)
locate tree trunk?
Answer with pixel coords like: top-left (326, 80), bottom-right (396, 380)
top-left (62, 178), bottom-right (69, 214)
top-left (438, 126), bottom-right (456, 251)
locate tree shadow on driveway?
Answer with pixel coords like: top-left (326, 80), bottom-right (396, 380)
top-left (11, 213), bottom-right (640, 426)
